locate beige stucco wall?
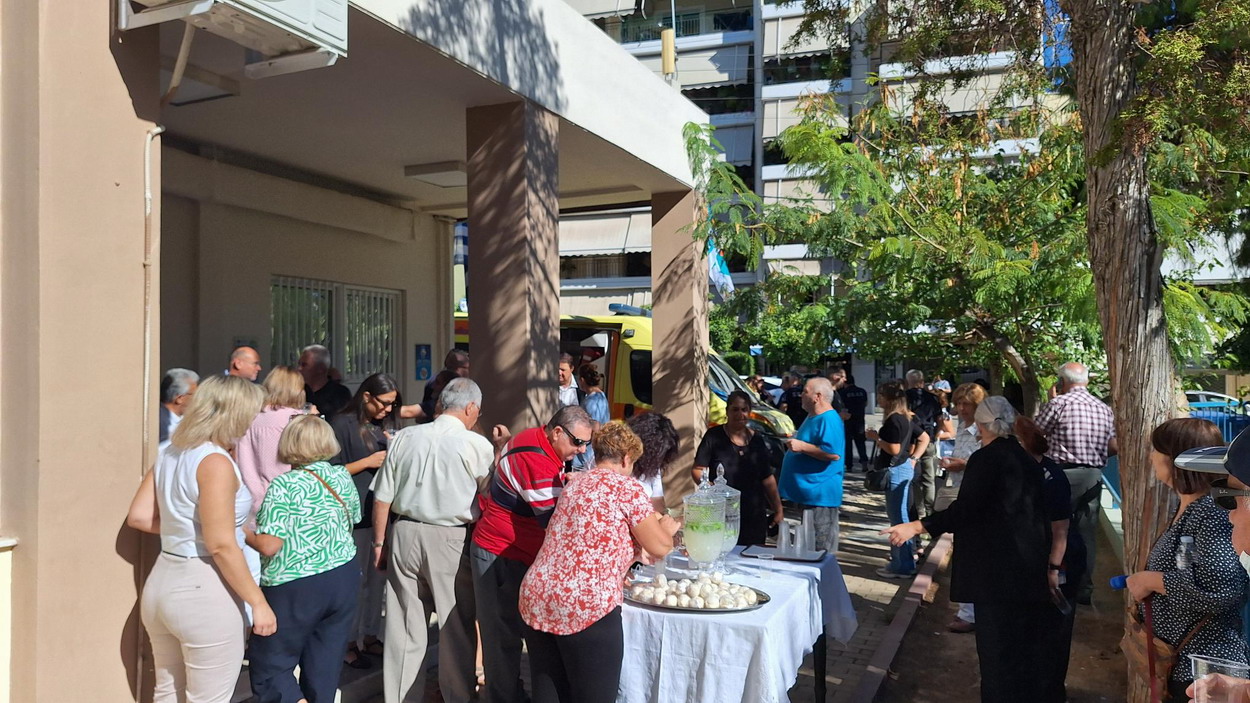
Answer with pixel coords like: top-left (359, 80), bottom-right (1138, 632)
top-left (1, 3), bottom-right (161, 700)
top-left (560, 286), bottom-right (652, 316)
top-left (0, 541), bottom-right (12, 703)
top-left (161, 151), bottom-right (451, 402)
top-left (763, 178), bottom-right (819, 203)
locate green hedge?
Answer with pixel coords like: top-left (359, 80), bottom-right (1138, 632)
top-left (721, 351), bottom-right (754, 377)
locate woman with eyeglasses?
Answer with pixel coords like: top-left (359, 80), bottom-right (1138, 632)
top-left (331, 373), bottom-right (403, 668)
top-left (1124, 418), bottom-right (1247, 701)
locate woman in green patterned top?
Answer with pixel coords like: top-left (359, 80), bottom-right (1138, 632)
top-left (244, 414), bottom-right (362, 703)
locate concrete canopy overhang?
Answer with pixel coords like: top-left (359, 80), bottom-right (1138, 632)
top-left (157, 2), bottom-right (707, 216)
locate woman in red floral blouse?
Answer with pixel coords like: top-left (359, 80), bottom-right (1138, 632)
top-left (519, 421), bottom-right (680, 702)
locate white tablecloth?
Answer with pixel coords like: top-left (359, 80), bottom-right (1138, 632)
top-left (618, 549), bottom-right (858, 703)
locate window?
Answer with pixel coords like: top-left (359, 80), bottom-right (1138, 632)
top-left (682, 83), bottom-right (755, 116)
top-left (271, 275), bottom-right (402, 385)
top-left (762, 52), bottom-right (849, 85)
top-left (630, 350), bottom-right (653, 405)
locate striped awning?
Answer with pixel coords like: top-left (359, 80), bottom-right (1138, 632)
top-left (559, 211), bottom-right (652, 257)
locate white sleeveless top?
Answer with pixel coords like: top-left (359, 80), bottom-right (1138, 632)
top-left (155, 441), bottom-right (252, 557)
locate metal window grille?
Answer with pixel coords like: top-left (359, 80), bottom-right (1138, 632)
top-left (270, 276), bottom-right (402, 385)
top-left (342, 286), bottom-right (401, 384)
top-left (271, 276), bottom-right (335, 371)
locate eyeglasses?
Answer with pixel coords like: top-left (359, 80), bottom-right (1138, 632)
top-left (368, 394), bottom-right (397, 409)
top-left (1211, 478), bottom-right (1250, 511)
top-left (560, 426), bottom-right (591, 447)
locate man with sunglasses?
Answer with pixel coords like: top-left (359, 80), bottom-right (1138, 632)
top-left (470, 405), bottom-right (593, 703)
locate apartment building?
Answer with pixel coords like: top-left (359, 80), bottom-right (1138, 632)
top-left (2, 1), bottom-right (711, 699)
top-left (559, 3), bottom-right (999, 379)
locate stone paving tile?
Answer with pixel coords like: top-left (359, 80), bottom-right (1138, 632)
top-left (787, 478), bottom-right (915, 703)
top-left (355, 465), bottom-right (918, 703)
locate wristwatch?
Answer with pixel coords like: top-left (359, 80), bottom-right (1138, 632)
top-left (372, 541), bottom-right (385, 548)
top-left (1048, 564), bottom-right (1062, 571)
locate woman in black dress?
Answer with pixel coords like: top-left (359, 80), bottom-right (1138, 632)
top-left (883, 396), bottom-right (1053, 703)
top-left (693, 390), bottom-right (784, 545)
top-left (330, 373), bottom-right (403, 668)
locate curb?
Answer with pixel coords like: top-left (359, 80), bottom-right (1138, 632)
top-left (847, 532), bottom-right (954, 702)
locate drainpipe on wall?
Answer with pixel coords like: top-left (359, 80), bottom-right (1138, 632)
top-left (138, 122), bottom-right (165, 703)
top-left (143, 124), bottom-right (165, 478)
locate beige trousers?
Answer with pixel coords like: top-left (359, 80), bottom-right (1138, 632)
top-left (383, 520), bottom-right (477, 703)
top-left (141, 553), bottom-right (247, 703)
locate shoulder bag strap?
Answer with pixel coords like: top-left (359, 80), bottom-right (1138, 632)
top-left (1175, 613), bottom-right (1215, 658)
top-left (300, 467), bottom-right (350, 521)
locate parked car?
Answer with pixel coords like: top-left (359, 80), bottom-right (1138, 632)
top-left (1186, 390), bottom-right (1250, 442)
top-left (1186, 390), bottom-right (1248, 410)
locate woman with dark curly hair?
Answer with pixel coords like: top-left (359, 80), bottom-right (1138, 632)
top-left (627, 412), bottom-right (680, 512)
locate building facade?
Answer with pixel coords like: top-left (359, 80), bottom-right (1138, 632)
top-left (0, 1), bottom-right (712, 699)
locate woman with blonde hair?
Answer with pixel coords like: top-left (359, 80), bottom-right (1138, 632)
top-left (519, 422), bottom-right (680, 702)
top-left (245, 414), bottom-right (362, 702)
top-left (126, 374), bottom-right (274, 703)
top-left (866, 380), bottom-right (929, 579)
top-left (237, 365), bottom-right (309, 514)
top-left (938, 381), bottom-right (988, 631)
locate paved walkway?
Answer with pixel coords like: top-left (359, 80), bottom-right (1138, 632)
top-left (786, 477), bottom-right (916, 702)
top-left (258, 461), bottom-right (923, 703)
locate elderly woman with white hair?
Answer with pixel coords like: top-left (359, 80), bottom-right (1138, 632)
top-left (882, 396), bottom-right (1054, 703)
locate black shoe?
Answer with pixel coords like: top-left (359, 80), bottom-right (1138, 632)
top-left (1077, 592), bottom-right (1093, 605)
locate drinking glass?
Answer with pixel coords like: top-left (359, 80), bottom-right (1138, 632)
top-left (1190, 654), bottom-right (1250, 703)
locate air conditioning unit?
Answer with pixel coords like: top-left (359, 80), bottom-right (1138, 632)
top-left (119, 0), bottom-right (347, 76)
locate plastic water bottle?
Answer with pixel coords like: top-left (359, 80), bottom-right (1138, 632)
top-left (1176, 535), bottom-right (1196, 571)
top-left (1110, 574), bottom-right (1128, 590)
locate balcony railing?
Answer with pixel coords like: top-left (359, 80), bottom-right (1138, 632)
top-left (616, 9), bottom-right (752, 44)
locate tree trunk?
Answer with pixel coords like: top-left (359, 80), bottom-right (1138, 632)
top-left (977, 323), bottom-right (1041, 415)
top-left (1066, 1), bottom-right (1177, 699)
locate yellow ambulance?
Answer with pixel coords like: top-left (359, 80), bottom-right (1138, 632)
top-left (452, 308), bottom-right (794, 438)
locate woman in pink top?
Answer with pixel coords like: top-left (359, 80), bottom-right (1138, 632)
top-left (519, 422), bottom-right (679, 703)
top-left (236, 366), bottom-right (308, 514)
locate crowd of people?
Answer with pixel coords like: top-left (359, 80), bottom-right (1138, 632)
top-left (132, 343), bottom-right (1250, 703)
top-left (130, 345), bottom-right (695, 703)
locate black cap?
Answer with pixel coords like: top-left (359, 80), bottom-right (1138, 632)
top-left (1175, 427), bottom-right (1250, 485)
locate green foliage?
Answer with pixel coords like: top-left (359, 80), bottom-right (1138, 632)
top-left (760, 97), bottom-right (1104, 405)
top-left (711, 273), bottom-right (839, 371)
top-left (683, 123), bottom-right (775, 267)
top-left (720, 351), bottom-right (755, 376)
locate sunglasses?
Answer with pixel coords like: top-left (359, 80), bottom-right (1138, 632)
top-left (560, 426), bottom-right (591, 447)
top-left (1211, 478), bottom-right (1250, 511)
top-left (368, 394), bottom-right (397, 409)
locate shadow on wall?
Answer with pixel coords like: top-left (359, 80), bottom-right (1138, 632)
top-left (400, 0), bottom-right (567, 115)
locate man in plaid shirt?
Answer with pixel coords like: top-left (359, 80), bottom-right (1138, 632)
top-left (1036, 362), bottom-right (1118, 604)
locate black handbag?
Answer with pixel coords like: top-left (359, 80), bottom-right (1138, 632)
top-left (863, 444), bottom-right (889, 491)
top-left (863, 443), bottom-right (911, 492)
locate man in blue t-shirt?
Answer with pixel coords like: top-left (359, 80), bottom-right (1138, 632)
top-left (779, 377), bottom-right (846, 555)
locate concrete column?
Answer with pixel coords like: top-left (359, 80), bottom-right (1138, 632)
top-left (465, 101), bottom-right (560, 431)
top-left (651, 191), bottom-right (707, 508)
top-left (0, 2), bottom-right (161, 700)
